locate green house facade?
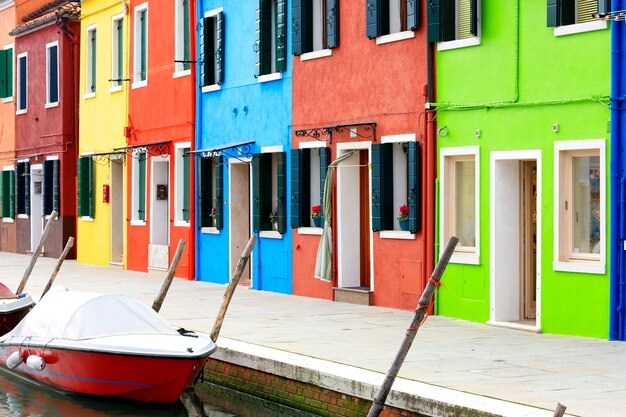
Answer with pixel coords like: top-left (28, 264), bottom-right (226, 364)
top-left (433, 0), bottom-right (611, 338)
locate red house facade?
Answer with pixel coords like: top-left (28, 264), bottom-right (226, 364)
top-left (126, 0), bottom-right (195, 277)
top-left (11, 0), bottom-right (80, 259)
top-left (291, 0), bottom-right (435, 309)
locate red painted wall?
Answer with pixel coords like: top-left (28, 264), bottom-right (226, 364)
top-left (292, 2), bottom-right (434, 310)
top-left (127, 0), bottom-right (194, 278)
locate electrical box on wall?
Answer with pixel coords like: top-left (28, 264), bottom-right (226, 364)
top-left (34, 182), bottom-right (42, 195)
top-left (156, 184), bottom-right (167, 200)
top-left (102, 184), bottom-right (110, 203)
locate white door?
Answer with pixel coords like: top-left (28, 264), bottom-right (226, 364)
top-left (110, 156), bottom-right (124, 264)
top-left (30, 165), bottom-right (43, 252)
top-left (148, 157), bottom-right (169, 270)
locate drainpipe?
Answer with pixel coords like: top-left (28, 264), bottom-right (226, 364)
top-left (188, 0), bottom-right (197, 280)
top-left (425, 40), bottom-right (436, 292)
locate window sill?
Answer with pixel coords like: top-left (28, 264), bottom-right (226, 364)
top-left (2, 218), bottom-right (14, 223)
top-left (109, 85), bottom-right (123, 94)
top-left (554, 20), bottom-right (608, 37)
top-left (16, 109), bottom-right (27, 115)
top-left (298, 227), bottom-right (322, 236)
top-left (2, 96), bottom-right (13, 103)
top-left (258, 72), bottom-right (283, 83)
top-left (300, 49), bottom-right (332, 62)
top-left (173, 69), bottom-right (191, 79)
top-left (448, 252), bottom-right (480, 265)
top-left (83, 92), bottom-right (96, 100)
top-left (174, 220), bottom-right (190, 227)
top-left (553, 260), bottom-right (605, 275)
top-left (45, 101), bottom-right (59, 109)
top-left (201, 226), bottom-right (220, 234)
top-left (376, 30), bottom-right (415, 45)
top-left (17, 214), bottom-right (28, 219)
top-left (131, 80), bottom-right (147, 89)
top-left (259, 230), bottom-right (282, 239)
top-left (379, 230), bottom-right (415, 240)
top-left (130, 219), bottom-right (146, 226)
top-left (437, 36), bottom-right (481, 52)
top-left (81, 216), bottom-right (94, 222)
top-left (201, 84), bottom-right (221, 93)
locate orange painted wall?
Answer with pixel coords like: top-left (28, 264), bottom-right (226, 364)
top-left (126, 0), bottom-right (194, 278)
top-left (292, 1), bottom-right (433, 310)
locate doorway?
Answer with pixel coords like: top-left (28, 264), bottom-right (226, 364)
top-left (149, 157), bottom-right (169, 270)
top-left (489, 151), bottom-right (541, 331)
top-left (30, 164), bottom-right (43, 253)
top-left (229, 161), bottom-right (251, 285)
top-left (110, 156), bottom-right (124, 265)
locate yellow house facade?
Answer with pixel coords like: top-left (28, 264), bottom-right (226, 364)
top-left (77, 0), bottom-right (128, 266)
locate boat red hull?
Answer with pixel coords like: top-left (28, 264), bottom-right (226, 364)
top-left (0, 346), bottom-right (208, 404)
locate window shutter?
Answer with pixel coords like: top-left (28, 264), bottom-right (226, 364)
top-left (49, 45), bottom-right (59, 103)
top-left (117, 20), bottom-right (124, 85)
top-left (16, 163), bottom-right (24, 215)
top-left (406, 0), bottom-right (420, 31)
top-left (276, 0), bottom-right (287, 72)
top-left (215, 158), bottom-right (223, 229)
top-left (256, 0), bottom-right (272, 77)
top-left (199, 18), bottom-right (207, 86)
top-left (1, 171), bottom-right (8, 218)
top-left (9, 170), bottom-right (14, 218)
top-left (6, 49), bottom-right (12, 98)
top-left (427, 0), bottom-right (442, 41)
top-left (52, 160), bottom-right (60, 214)
top-left (561, 0), bottom-right (576, 25)
top-left (42, 161), bottom-right (52, 215)
top-left (183, 152), bottom-right (190, 222)
top-left (138, 155), bottom-right (146, 221)
top-left (0, 49), bottom-right (8, 98)
top-left (469, 0), bottom-right (478, 36)
top-left (18, 56), bottom-right (26, 110)
top-left (290, 149), bottom-right (301, 228)
top-left (87, 157), bottom-right (94, 218)
top-left (140, 11), bottom-right (147, 81)
top-left (77, 157), bottom-right (83, 217)
top-left (198, 157), bottom-right (211, 228)
top-left (276, 152), bottom-right (287, 234)
top-left (292, 0), bottom-right (303, 55)
top-left (440, 0), bottom-right (456, 41)
top-left (371, 144), bottom-right (394, 231)
top-left (326, 0), bottom-right (339, 48)
top-left (319, 147), bottom-right (330, 223)
top-left (91, 31), bottom-right (97, 92)
top-left (253, 153), bottom-right (262, 231)
top-left (24, 162), bottom-right (29, 216)
top-left (408, 142), bottom-right (421, 234)
top-left (547, 0), bottom-right (560, 27)
top-left (366, 0), bottom-right (381, 39)
top-left (598, 0), bottom-right (611, 15)
top-left (216, 12), bottom-right (225, 85)
top-left (183, 0), bottom-right (190, 70)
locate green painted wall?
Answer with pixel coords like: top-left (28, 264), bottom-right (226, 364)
top-left (435, 1), bottom-right (611, 338)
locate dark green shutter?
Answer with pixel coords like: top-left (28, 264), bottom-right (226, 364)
top-left (0, 49), bottom-right (8, 98)
top-left (182, 150), bottom-right (190, 222)
top-left (88, 157), bottom-right (94, 217)
top-left (326, 0), bottom-right (339, 48)
top-left (43, 160), bottom-right (55, 216)
top-left (407, 0), bottom-right (420, 31)
top-left (52, 160), bottom-right (60, 214)
top-left (276, 0), bottom-right (286, 71)
top-left (216, 12), bottom-right (225, 85)
top-left (547, 0), bottom-right (560, 26)
top-left (366, 0), bottom-right (381, 39)
top-left (77, 157), bottom-right (83, 216)
top-left (319, 147), bottom-right (329, 223)
top-left (138, 154), bottom-right (146, 221)
top-left (371, 144), bottom-right (393, 231)
top-left (598, 0), bottom-right (611, 15)
top-left (91, 30), bottom-right (97, 92)
top-left (183, 0), bottom-right (190, 70)
top-left (427, 0), bottom-right (441, 41)
top-left (407, 142), bottom-right (421, 234)
top-left (198, 157), bottom-right (212, 227)
top-left (253, 154), bottom-right (262, 231)
top-left (277, 152), bottom-right (286, 234)
top-left (23, 162), bottom-right (29, 216)
top-left (290, 149), bottom-right (301, 228)
top-left (1, 170), bottom-right (14, 218)
top-left (199, 18), bottom-right (207, 86)
top-left (117, 19), bottom-right (123, 85)
top-left (300, 149), bottom-right (311, 225)
top-left (16, 163), bottom-right (24, 215)
top-left (215, 159), bottom-right (223, 229)
top-left (561, 0), bottom-right (576, 26)
top-left (469, 0), bottom-right (478, 36)
top-left (140, 10), bottom-right (147, 81)
top-left (441, 0), bottom-right (456, 41)
top-left (8, 170), bottom-right (15, 218)
top-left (256, 0), bottom-right (272, 77)
top-left (292, 0), bottom-right (303, 55)
top-left (253, 153), bottom-right (273, 232)
top-left (6, 49), bottom-right (12, 98)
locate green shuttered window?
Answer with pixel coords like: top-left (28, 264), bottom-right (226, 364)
top-left (547, 0), bottom-right (601, 27)
top-left (292, 0), bottom-right (339, 55)
top-left (183, 0), bottom-right (190, 71)
top-left (367, 0), bottom-right (419, 39)
top-left (199, 11), bottom-right (225, 87)
top-left (256, 0), bottom-right (286, 76)
top-left (1, 170), bottom-right (15, 219)
top-left (290, 147), bottom-right (328, 228)
top-left (253, 152), bottom-right (286, 233)
top-left (77, 156), bottom-right (95, 218)
top-left (16, 161), bottom-right (29, 216)
top-left (0, 48), bottom-right (13, 99)
top-left (42, 160), bottom-right (60, 216)
top-left (113, 17), bottom-right (124, 87)
top-left (17, 54), bottom-right (26, 111)
top-left (427, 0), bottom-right (478, 43)
top-left (182, 150), bottom-right (190, 222)
top-left (132, 151), bottom-right (146, 222)
top-left (198, 157), bottom-right (223, 229)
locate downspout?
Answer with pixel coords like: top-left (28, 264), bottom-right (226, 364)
top-left (610, 0), bottom-right (624, 340)
top-left (194, 0), bottom-right (203, 282)
top-left (425, 40), bottom-right (436, 304)
top-left (188, 0), bottom-right (197, 280)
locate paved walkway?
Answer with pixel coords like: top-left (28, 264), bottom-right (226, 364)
top-left (0, 252), bottom-right (624, 417)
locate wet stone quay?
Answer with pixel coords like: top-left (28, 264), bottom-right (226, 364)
top-left (0, 251), bottom-right (625, 417)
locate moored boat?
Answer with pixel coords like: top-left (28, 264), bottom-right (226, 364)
top-left (0, 289), bottom-right (216, 404)
top-left (0, 283), bottom-right (34, 336)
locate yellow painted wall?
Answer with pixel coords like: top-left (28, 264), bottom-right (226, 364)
top-left (77, 0), bottom-right (129, 266)
top-left (0, 3), bottom-right (15, 164)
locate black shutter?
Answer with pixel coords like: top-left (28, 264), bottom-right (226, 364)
top-left (302, 0), bottom-right (313, 53)
top-left (290, 149), bottom-right (301, 228)
top-left (52, 160), bottom-right (60, 214)
top-left (276, 0), bottom-right (287, 71)
top-left (326, 0), bottom-right (339, 48)
top-left (256, 0), bottom-right (272, 76)
top-left (319, 147), bottom-right (329, 224)
top-left (427, 0), bottom-right (442, 42)
top-left (469, 0), bottom-right (478, 36)
top-left (16, 162), bottom-right (24, 215)
top-left (216, 12), bottom-right (225, 85)
top-left (277, 152), bottom-right (287, 234)
top-left (198, 157), bottom-right (211, 228)
top-left (215, 158), bottom-right (223, 229)
top-left (407, 142), bottom-right (421, 234)
top-left (407, 0), bottom-right (420, 31)
top-left (300, 149), bottom-right (311, 225)
top-left (440, 0), bottom-right (456, 42)
top-left (24, 162), bottom-right (30, 216)
top-left (42, 160), bottom-right (52, 216)
top-left (547, 0), bottom-right (560, 26)
top-left (371, 144), bottom-right (393, 231)
top-left (560, 0), bottom-right (575, 26)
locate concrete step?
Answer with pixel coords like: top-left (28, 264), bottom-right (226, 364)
top-left (333, 286), bottom-right (372, 306)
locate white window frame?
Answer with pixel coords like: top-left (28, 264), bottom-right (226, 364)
top-left (201, 8), bottom-right (223, 93)
top-left (554, 1), bottom-right (608, 36)
top-left (85, 24), bottom-right (97, 98)
top-left (296, 141), bottom-right (324, 236)
top-left (437, 0), bottom-right (482, 51)
top-left (16, 52), bottom-right (27, 114)
top-left (2, 43), bottom-right (14, 104)
top-left (110, 13), bottom-right (125, 93)
top-left (440, 146), bottom-right (480, 264)
top-left (2, 165), bottom-right (15, 223)
top-left (174, 142), bottom-right (191, 226)
top-left (131, 149), bottom-right (147, 226)
top-left (553, 139), bottom-right (606, 274)
top-left (174, 0), bottom-right (191, 77)
top-left (132, 3), bottom-right (149, 89)
top-left (45, 41), bottom-right (59, 108)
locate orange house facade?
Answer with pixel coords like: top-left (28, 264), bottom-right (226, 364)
top-left (126, 0), bottom-right (195, 277)
top-left (291, 0), bottom-right (435, 309)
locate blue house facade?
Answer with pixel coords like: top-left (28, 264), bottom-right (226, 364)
top-left (195, 0), bottom-right (293, 294)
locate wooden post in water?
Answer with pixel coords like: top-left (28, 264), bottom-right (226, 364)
top-left (41, 237), bottom-right (75, 298)
top-left (553, 403), bottom-right (567, 417)
top-left (16, 211), bottom-right (59, 295)
top-left (152, 240), bottom-right (187, 313)
top-left (210, 236), bottom-right (257, 342)
top-left (367, 236), bottom-right (458, 417)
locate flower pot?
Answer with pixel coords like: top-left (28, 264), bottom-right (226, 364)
top-left (312, 217), bottom-right (321, 228)
top-left (399, 219), bottom-right (409, 231)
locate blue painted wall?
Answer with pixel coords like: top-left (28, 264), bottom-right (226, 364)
top-left (195, 0), bottom-right (293, 294)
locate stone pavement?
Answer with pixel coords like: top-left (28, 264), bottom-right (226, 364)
top-left (0, 252), bottom-right (624, 417)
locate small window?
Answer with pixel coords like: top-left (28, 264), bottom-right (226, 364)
top-left (199, 9), bottom-right (224, 89)
top-left (77, 156), bottom-right (94, 218)
top-left (174, 146), bottom-right (191, 224)
top-left (548, 0), bottom-right (602, 27)
top-left (290, 147), bottom-right (329, 228)
top-left (132, 150), bottom-right (147, 222)
top-left (42, 159), bottom-right (60, 216)
top-left (554, 140), bottom-right (605, 273)
top-left (175, 0), bottom-right (191, 73)
top-left (198, 156), bottom-right (223, 229)
top-left (46, 42), bottom-right (59, 105)
top-left (366, 0), bottom-right (420, 38)
top-left (427, 0), bottom-right (479, 43)
top-left (133, 4), bottom-right (148, 86)
top-left (0, 46), bottom-right (13, 99)
top-left (253, 151), bottom-right (286, 233)
top-left (111, 15), bottom-right (124, 89)
top-left (86, 26), bottom-right (97, 95)
top-left (256, 0), bottom-right (286, 76)
top-left (1, 168), bottom-right (15, 219)
top-left (16, 161), bottom-right (30, 216)
top-left (292, 0), bottom-right (339, 55)
top-left (16, 53), bottom-right (26, 113)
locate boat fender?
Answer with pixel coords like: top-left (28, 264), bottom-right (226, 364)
top-left (6, 352), bottom-right (23, 369)
top-left (26, 355), bottom-right (45, 371)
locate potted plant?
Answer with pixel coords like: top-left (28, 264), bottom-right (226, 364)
top-left (269, 207), bottom-right (279, 231)
top-left (397, 205), bottom-right (409, 231)
top-left (311, 205), bottom-right (321, 227)
top-left (208, 207), bottom-right (217, 227)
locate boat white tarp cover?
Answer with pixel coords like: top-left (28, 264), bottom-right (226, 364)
top-left (5, 291), bottom-right (178, 340)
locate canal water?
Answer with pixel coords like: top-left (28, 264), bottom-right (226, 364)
top-left (0, 371), bottom-right (316, 417)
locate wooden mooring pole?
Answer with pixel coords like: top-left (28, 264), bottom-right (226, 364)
top-left (152, 240), bottom-right (187, 313)
top-left (210, 236), bottom-right (257, 342)
top-left (16, 211), bottom-right (58, 295)
top-left (40, 237), bottom-right (75, 298)
top-left (553, 403), bottom-right (567, 417)
top-left (367, 236), bottom-right (458, 417)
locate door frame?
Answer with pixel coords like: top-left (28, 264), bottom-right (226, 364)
top-left (149, 155), bottom-right (170, 245)
top-left (228, 157), bottom-right (253, 286)
top-left (336, 141), bottom-right (374, 290)
top-left (29, 163), bottom-right (43, 252)
top-left (488, 150), bottom-right (542, 332)
top-left (109, 154), bottom-right (125, 265)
